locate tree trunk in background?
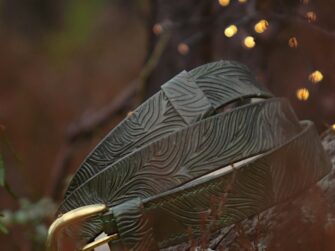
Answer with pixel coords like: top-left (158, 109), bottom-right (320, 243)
top-left (145, 0), bottom-right (213, 98)
top-left (1, 0), bottom-right (62, 34)
top-left (146, 2), bottom-right (335, 250)
top-left (146, 0), bottom-right (335, 131)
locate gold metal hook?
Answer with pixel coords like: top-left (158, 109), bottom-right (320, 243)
top-left (81, 233), bottom-right (118, 251)
top-left (46, 204), bottom-right (118, 251)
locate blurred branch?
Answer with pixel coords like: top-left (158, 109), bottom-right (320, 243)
top-left (1, 198), bottom-right (56, 246)
top-left (48, 31), bottom-right (171, 199)
top-left (272, 12), bottom-right (335, 39)
top-left (46, 144), bottom-right (76, 198)
top-left (0, 125), bottom-right (20, 199)
top-left (138, 32), bottom-right (171, 99)
top-left (174, 1), bottom-right (257, 52)
top-left (66, 82), bottom-right (136, 143)
top-left (0, 125), bottom-right (23, 167)
top-left (66, 31), bottom-right (171, 143)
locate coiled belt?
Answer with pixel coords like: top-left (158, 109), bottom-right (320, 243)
top-left (47, 61), bottom-right (331, 251)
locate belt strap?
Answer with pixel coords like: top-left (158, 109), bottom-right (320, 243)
top-left (58, 98), bottom-right (307, 244)
top-left (188, 60), bottom-right (269, 109)
top-left (161, 71), bottom-right (214, 125)
top-left (103, 121), bottom-right (330, 250)
top-left (136, 121), bottom-right (329, 249)
top-left (111, 198), bottom-right (158, 250)
top-left (64, 61), bottom-right (273, 199)
top-left (51, 61), bottom-right (331, 251)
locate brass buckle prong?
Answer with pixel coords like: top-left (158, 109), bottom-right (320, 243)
top-left (81, 233), bottom-right (119, 251)
top-left (46, 204), bottom-right (111, 251)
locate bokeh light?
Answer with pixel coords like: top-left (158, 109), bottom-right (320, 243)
top-left (309, 70), bottom-right (323, 84)
top-left (178, 43), bottom-right (189, 55)
top-left (254, 20), bottom-right (269, 33)
top-left (296, 88), bottom-right (310, 101)
top-left (288, 37), bottom-right (298, 48)
top-left (224, 25), bottom-right (238, 38)
top-left (243, 36), bottom-right (255, 48)
top-left (306, 11), bottom-right (317, 22)
top-left (218, 0), bottom-right (230, 7)
top-left (153, 23), bottom-right (163, 35)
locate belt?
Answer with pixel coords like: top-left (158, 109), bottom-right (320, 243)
top-left (47, 61), bottom-right (331, 251)
top-left (64, 61), bottom-right (273, 199)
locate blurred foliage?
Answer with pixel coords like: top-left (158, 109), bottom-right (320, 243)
top-left (47, 0), bottom-right (108, 65)
top-left (0, 0), bottom-right (332, 249)
top-left (0, 133), bottom-right (55, 248)
top-left (0, 0), bottom-right (133, 246)
top-left (0, 0), bottom-right (146, 249)
top-left (0, 154), bottom-right (8, 235)
top-left (0, 198), bottom-right (56, 251)
top-left (1, 198), bottom-right (56, 237)
top-left (0, 154), bottom-right (4, 187)
top-left (0, 151), bottom-right (55, 243)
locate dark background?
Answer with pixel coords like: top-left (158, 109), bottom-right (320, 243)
top-left (0, 0), bottom-right (334, 250)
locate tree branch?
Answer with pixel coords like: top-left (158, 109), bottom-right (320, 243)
top-left (47, 32), bottom-right (171, 199)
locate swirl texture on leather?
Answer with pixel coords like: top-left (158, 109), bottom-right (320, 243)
top-left (55, 61), bottom-right (331, 251)
top-left (65, 61), bottom-right (273, 199)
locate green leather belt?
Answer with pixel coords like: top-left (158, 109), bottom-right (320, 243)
top-left (48, 61), bottom-right (331, 251)
top-left (65, 61), bottom-right (273, 199)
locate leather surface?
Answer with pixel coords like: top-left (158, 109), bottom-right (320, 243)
top-left (104, 122), bottom-right (330, 250)
top-left (55, 61), bottom-right (331, 250)
top-left (64, 61), bottom-right (272, 200)
top-left (139, 121), bottom-right (330, 249)
top-left (59, 99), bottom-right (303, 245)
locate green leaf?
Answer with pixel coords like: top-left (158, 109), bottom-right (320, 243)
top-left (0, 154), bottom-right (4, 187)
top-left (0, 220), bottom-right (8, 234)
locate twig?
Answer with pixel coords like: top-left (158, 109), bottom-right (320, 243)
top-left (67, 31), bottom-right (171, 142)
top-left (45, 144), bottom-right (76, 198)
top-left (271, 12), bottom-right (335, 39)
top-left (138, 31), bottom-right (171, 100)
top-left (66, 82), bottom-right (137, 143)
top-left (48, 32), bottom-right (171, 199)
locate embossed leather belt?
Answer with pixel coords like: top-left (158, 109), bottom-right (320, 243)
top-left (47, 61), bottom-right (331, 251)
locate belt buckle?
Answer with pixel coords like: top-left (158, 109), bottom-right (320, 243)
top-left (46, 204), bottom-right (119, 251)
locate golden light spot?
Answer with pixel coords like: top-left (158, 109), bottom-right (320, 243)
top-left (238, 0), bottom-right (247, 3)
top-left (288, 37), bottom-right (298, 48)
top-left (153, 23), bottom-right (163, 35)
top-left (218, 0), bottom-right (230, 7)
top-left (254, 19), bottom-right (269, 33)
top-left (309, 70), bottom-right (323, 83)
top-left (224, 25), bottom-right (238, 38)
top-left (178, 43), bottom-right (189, 55)
top-left (306, 11), bottom-right (317, 22)
top-left (243, 36), bottom-right (255, 48)
top-left (332, 124), bottom-right (335, 131)
top-left (296, 88), bottom-right (310, 101)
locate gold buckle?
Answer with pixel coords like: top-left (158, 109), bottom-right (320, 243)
top-left (46, 204), bottom-right (119, 251)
